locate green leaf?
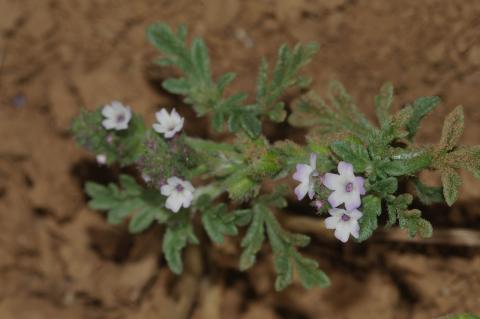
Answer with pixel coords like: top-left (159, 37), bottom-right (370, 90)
top-left (414, 179), bottom-right (444, 205)
top-left (227, 112), bottom-right (241, 132)
top-left (386, 193), bottom-right (413, 227)
top-left (191, 37), bottom-right (210, 82)
top-left (273, 252), bottom-right (294, 291)
top-left (212, 111), bottom-right (224, 132)
top-left (382, 152), bottom-right (431, 176)
top-left (162, 215), bottom-right (198, 274)
top-left (119, 175), bottom-right (142, 196)
top-left (370, 177), bottom-right (398, 196)
top-left (240, 112), bottom-right (262, 138)
top-left (217, 72), bottom-right (236, 92)
top-left (441, 167), bottom-right (461, 206)
top-left (289, 83), bottom-right (375, 142)
top-left (445, 146), bottom-right (480, 178)
top-left (294, 252), bottom-right (330, 289)
top-left (256, 43), bottom-right (318, 124)
top-left (107, 199), bottom-right (142, 224)
top-left (267, 102), bottom-right (287, 122)
top-left (358, 195), bottom-right (381, 241)
top-left (85, 176), bottom-right (168, 230)
top-left (233, 209), bottom-right (253, 226)
top-left (239, 203), bottom-right (327, 290)
top-left (439, 105), bottom-right (464, 151)
top-left (201, 204), bottom-right (238, 244)
top-left (330, 141), bottom-right (370, 172)
top-left (147, 22), bottom-right (253, 135)
top-left (398, 209), bottom-right (432, 238)
top-left (374, 82), bottom-right (394, 127)
top-left (239, 206), bottom-right (266, 271)
top-left (405, 96), bottom-right (441, 139)
top-left (128, 207), bottom-right (158, 233)
top-left (162, 78), bottom-right (190, 95)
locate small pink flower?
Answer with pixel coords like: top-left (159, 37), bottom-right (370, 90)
top-left (292, 153), bottom-right (318, 201)
top-left (312, 200), bottom-right (324, 209)
top-left (96, 154), bottom-right (107, 165)
top-left (153, 108), bottom-right (184, 139)
top-left (325, 208), bottom-right (362, 243)
top-left (101, 101), bottom-right (132, 130)
top-left (160, 176), bottom-right (195, 213)
top-left (323, 161), bottom-right (366, 210)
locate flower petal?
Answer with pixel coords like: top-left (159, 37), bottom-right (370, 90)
top-left (324, 215), bottom-right (340, 229)
top-left (171, 108), bottom-right (181, 122)
top-left (165, 192), bottom-right (183, 212)
top-left (294, 182), bottom-right (309, 201)
top-left (96, 154), bottom-right (107, 164)
top-left (292, 164), bottom-right (313, 183)
top-left (155, 108), bottom-right (169, 123)
top-left (160, 183), bottom-right (174, 196)
top-left (102, 118), bottom-right (115, 129)
top-left (181, 191), bottom-right (194, 208)
top-left (348, 209), bottom-right (363, 220)
top-left (355, 176), bottom-right (366, 195)
top-left (328, 208), bottom-right (346, 217)
top-left (334, 222), bottom-right (351, 243)
top-left (344, 191), bottom-right (362, 210)
top-left (167, 176), bottom-right (181, 185)
top-left (152, 123), bottom-right (166, 133)
top-left (323, 173), bottom-right (343, 190)
top-left (350, 221), bottom-right (360, 239)
top-left (309, 153), bottom-right (317, 170)
top-left (124, 107), bottom-right (132, 121)
top-left (182, 180), bottom-right (195, 192)
top-left (102, 105), bottom-right (114, 117)
top-left (338, 161), bottom-right (354, 176)
top-left (328, 190), bottom-right (346, 208)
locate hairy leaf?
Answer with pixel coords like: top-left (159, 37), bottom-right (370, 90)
top-left (330, 140), bottom-right (370, 172)
top-left (162, 215), bottom-right (199, 274)
top-left (441, 167), bottom-right (461, 206)
top-left (85, 175), bottom-right (169, 229)
top-left (405, 96), bottom-right (441, 139)
top-left (398, 209), bottom-right (433, 238)
top-left (358, 195), bottom-right (381, 241)
top-left (382, 152), bottom-right (431, 176)
top-left (370, 177), bottom-right (398, 196)
top-left (201, 204), bottom-right (238, 244)
top-left (439, 105), bottom-right (464, 152)
top-left (374, 82), bottom-right (394, 127)
top-left (414, 179), bottom-right (444, 205)
top-left (239, 206), bottom-right (266, 271)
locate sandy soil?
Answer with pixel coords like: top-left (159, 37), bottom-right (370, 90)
top-left (1, 0), bottom-right (480, 318)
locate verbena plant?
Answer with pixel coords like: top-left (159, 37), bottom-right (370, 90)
top-left (71, 23), bottom-right (480, 291)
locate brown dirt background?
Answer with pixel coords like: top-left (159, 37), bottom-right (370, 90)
top-left (1, 0), bottom-right (480, 318)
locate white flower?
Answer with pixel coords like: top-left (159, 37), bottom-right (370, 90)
top-left (101, 101), bottom-right (132, 130)
top-left (153, 108), bottom-right (184, 139)
top-left (292, 153), bottom-right (318, 201)
top-left (325, 208), bottom-right (362, 243)
top-left (160, 176), bottom-right (195, 213)
top-left (142, 173), bottom-right (152, 183)
top-left (96, 154), bottom-right (107, 165)
top-left (323, 161), bottom-right (366, 211)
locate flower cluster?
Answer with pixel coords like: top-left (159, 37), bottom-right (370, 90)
top-left (100, 102), bottom-right (194, 213)
top-left (293, 156), bottom-right (366, 243)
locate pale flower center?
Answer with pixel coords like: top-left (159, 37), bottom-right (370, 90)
top-left (341, 214), bottom-right (350, 222)
top-left (345, 182), bottom-right (353, 193)
top-left (116, 113), bottom-right (126, 123)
